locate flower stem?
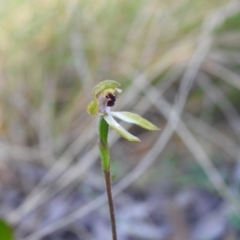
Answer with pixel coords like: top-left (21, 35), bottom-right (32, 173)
top-left (98, 117), bottom-right (117, 240)
top-left (104, 170), bottom-right (117, 240)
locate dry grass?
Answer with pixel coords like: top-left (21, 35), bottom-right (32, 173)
top-left (0, 0), bottom-right (240, 239)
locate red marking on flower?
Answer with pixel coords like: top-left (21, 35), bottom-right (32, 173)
top-left (106, 93), bottom-right (116, 107)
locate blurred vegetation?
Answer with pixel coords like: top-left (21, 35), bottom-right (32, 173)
top-left (0, 0), bottom-right (231, 139)
top-left (1, 0), bottom-right (240, 239)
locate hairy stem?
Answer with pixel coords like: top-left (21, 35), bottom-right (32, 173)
top-left (98, 117), bottom-right (117, 240)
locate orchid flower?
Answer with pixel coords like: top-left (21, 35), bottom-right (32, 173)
top-left (86, 80), bottom-right (159, 240)
top-left (87, 80), bottom-right (159, 142)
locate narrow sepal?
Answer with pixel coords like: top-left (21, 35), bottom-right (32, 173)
top-left (103, 114), bottom-right (140, 142)
top-left (87, 100), bottom-right (99, 115)
top-left (111, 111), bottom-right (160, 131)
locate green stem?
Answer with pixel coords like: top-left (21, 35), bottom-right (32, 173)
top-left (98, 117), bottom-right (110, 171)
top-left (98, 116), bottom-right (117, 240)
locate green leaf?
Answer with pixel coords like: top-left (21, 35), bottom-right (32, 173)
top-left (111, 112), bottom-right (160, 131)
top-left (0, 219), bottom-right (14, 240)
top-left (98, 116), bottom-right (110, 171)
top-left (92, 80), bottom-right (121, 99)
top-left (98, 116), bottom-right (109, 145)
top-left (87, 100), bottom-right (99, 115)
top-left (104, 114), bottom-right (140, 142)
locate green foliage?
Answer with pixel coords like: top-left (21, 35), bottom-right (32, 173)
top-left (216, 12), bottom-right (240, 33)
top-left (227, 212), bottom-right (240, 231)
top-left (0, 219), bottom-right (14, 240)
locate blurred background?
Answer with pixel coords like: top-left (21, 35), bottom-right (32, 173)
top-left (1, 0), bottom-right (240, 239)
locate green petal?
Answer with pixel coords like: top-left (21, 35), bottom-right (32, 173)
top-left (103, 114), bottom-right (140, 142)
top-left (87, 100), bottom-right (99, 115)
top-left (92, 80), bottom-right (121, 98)
top-left (111, 112), bottom-right (160, 131)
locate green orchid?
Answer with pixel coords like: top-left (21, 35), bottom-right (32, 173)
top-left (87, 80), bottom-right (159, 240)
top-left (87, 80), bottom-right (159, 142)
